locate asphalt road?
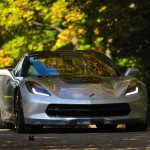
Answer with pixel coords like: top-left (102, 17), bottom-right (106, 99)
top-left (0, 126), bottom-right (150, 150)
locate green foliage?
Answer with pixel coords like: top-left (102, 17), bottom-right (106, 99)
top-left (0, 0), bottom-right (90, 64)
top-left (0, 0), bottom-right (150, 94)
top-left (0, 0), bottom-right (111, 64)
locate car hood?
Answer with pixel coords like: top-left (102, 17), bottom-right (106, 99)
top-left (26, 75), bottom-right (134, 100)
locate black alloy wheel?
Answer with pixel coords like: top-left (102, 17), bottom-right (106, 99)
top-left (15, 90), bottom-right (26, 133)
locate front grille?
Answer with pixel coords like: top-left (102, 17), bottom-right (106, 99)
top-left (46, 103), bottom-right (130, 117)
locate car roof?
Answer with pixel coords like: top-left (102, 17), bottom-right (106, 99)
top-left (25, 50), bottom-right (104, 56)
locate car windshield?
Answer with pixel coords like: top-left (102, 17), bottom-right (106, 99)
top-left (22, 53), bottom-right (120, 77)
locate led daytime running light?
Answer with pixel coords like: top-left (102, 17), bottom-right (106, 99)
top-left (125, 86), bottom-right (138, 96)
top-left (26, 81), bottom-right (51, 97)
top-left (125, 80), bottom-right (141, 96)
top-left (32, 88), bottom-right (50, 96)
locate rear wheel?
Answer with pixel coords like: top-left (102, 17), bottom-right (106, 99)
top-left (15, 90), bottom-right (26, 133)
top-left (96, 124), bottom-right (117, 131)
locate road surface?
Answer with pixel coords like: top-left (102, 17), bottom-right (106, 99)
top-left (0, 126), bottom-right (150, 150)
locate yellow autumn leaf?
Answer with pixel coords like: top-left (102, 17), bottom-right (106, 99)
top-left (94, 28), bottom-right (99, 35)
top-left (78, 28), bottom-right (84, 34)
top-left (101, 6), bottom-right (107, 11)
top-left (68, 25), bottom-right (75, 30)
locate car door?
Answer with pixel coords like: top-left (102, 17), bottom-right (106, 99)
top-left (0, 56), bottom-right (25, 122)
top-left (1, 75), bottom-right (16, 120)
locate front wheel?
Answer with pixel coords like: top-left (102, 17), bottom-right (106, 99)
top-left (126, 123), bottom-right (147, 132)
top-left (15, 90), bottom-right (26, 133)
top-left (126, 110), bottom-right (148, 132)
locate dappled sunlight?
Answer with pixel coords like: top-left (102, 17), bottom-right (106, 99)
top-left (0, 129), bottom-right (10, 132)
top-left (1, 128), bottom-right (150, 149)
top-left (0, 0), bottom-right (149, 150)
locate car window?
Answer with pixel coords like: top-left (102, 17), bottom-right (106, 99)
top-left (22, 53), bottom-right (120, 77)
top-left (14, 57), bottom-right (24, 76)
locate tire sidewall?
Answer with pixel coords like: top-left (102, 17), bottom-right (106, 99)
top-left (15, 90), bottom-right (26, 133)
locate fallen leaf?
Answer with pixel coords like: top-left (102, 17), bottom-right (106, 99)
top-left (90, 93), bottom-right (95, 97)
top-left (28, 134), bottom-right (35, 141)
top-left (3, 132), bottom-right (8, 134)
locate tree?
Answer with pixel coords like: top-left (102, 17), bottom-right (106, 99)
top-left (66, 0), bottom-right (150, 94)
top-left (0, 0), bottom-right (87, 66)
top-left (0, 0), bottom-right (150, 94)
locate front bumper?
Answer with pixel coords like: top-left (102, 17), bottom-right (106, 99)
top-left (23, 101), bottom-right (147, 126)
top-left (25, 117), bottom-right (147, 126)
top-left (21, 86), bottom-right (148, 126)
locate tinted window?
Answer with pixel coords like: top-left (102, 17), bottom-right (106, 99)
top-left (14, 57), bottom-right (24, 76)
top-left (22, 53), bottom-right (120, 77)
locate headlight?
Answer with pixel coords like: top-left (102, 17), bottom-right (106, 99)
top-left (125, 80), bottom-right (141, 96)
top-left (25, 81), bottom-right (51, 97)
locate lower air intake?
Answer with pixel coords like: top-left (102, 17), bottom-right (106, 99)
top-left (46, 103), bottom-right (130, 117)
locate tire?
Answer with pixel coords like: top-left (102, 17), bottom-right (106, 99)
top-left (14, 90), bottom-right (26, 133)
top-left (15, 90), bottom-right (44, 133)
top-left (126, 110), bottom-right (148, 132)
top-left (96, 124), bottom-right (117, 131)
top-left (126, 123), bottom-right (147, 131)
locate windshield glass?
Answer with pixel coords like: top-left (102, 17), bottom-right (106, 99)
top-left (22, 53), bottom-right (120, 77)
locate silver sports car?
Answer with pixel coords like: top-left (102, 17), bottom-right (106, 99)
top-left (0, 51), bottom-right (148, 133)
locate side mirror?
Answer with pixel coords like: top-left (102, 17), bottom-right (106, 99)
top-left (124, 68), bottom-right (139, 76)
top-left (0, 69), bottom-right (19, 84)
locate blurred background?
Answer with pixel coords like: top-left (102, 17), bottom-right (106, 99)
top-left (0, 0), bottom-right (150, 95)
